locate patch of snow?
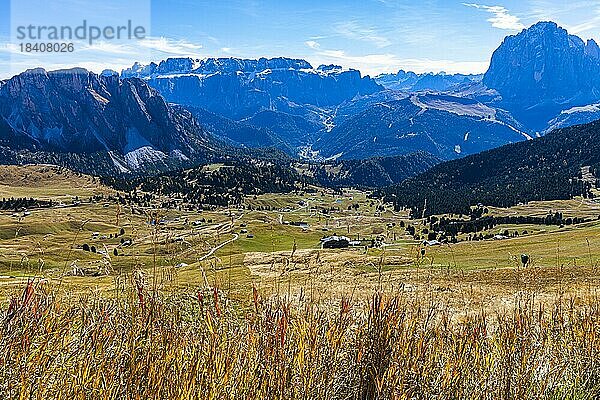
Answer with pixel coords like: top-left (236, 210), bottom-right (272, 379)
top-left (154, 73), bottom-right (208, 79)
top-left (88, 89), bottom-right (109, 104)
top-left (256, 69), bottom-right (272, 77)
top-left (397, 133), bottom-right (418, 139)
top-left (325, 152), bottom-right (344, 161)
top-left (560, 103), bottom-right (600, 114)
top-left (108, 152), bottom-right (131, 173)
top-left (417, 95), bottom-right (497, 119)
top-left (454, 145), bottom-right (462, 154)
top-left (123, 127), bottom-right (167, 169)
top-left (464, 131), bottom-right (470, 141)
top-left (124, 146), bottom-right (168, 169)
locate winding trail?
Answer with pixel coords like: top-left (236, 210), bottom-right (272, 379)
top-left (198, 233), bottom-right (240, 262)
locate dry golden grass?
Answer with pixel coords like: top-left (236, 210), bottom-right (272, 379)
top-left (1, 275), bottom-right (600, 399)
top-left (2, 166), bottom-right (600, 398)
top-left (0, 164), bottom-right (111, 199)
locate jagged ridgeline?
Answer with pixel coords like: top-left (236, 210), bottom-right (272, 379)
top-left (0, 68), bottom-right (223, 174)
top-left (377, 120), bottom-right (600, 217)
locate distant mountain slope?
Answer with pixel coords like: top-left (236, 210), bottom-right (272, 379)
top-left (375, 70), bottom-right (482, 92)
top-left (0, 68), bottom-right (219, 174)
top-left (242, 110), bottom-right (322, 147)
top-left (185, 106), bottom-right (292, 153)
top-left (378, 119), bottom-right (600, 217)
top-left (308, 151), bottom-right (441, 188)
top-left (313, 94), bottom-right (527, 160)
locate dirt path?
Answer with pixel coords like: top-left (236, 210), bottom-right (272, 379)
top-left (198, 233), bottom-right (240, 262)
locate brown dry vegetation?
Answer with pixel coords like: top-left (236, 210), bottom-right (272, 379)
top-left (1, 275), bottom-right (600, 399)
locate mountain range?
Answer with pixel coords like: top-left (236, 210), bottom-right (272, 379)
top-left (116, 22), bottom-right (600, 161)
top-left (375, 70), bottom-right (483, 92)
top-left (1, 20), bottom-right (600, 194)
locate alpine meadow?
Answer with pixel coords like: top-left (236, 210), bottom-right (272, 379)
top-left (3, 1), bottom-right (600, 399)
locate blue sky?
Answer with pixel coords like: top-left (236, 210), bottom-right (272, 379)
top-left (1, 0), bottom-right (600, 78)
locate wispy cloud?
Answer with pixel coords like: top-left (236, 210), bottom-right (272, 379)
top-left (532, 1), bottom-right (600, 35)
top-left (79, 42), bottom-right (132, 54)
top-left (0, 43), bottom-right (22, 55)
top-left (332, 20), bottom-right (392, 48)
top-left (137, 37), bottom-right (203, 56)
top-left (527, 0), bottom-right (599, 20)
top-left (464, 3), bottom-right (525, 30)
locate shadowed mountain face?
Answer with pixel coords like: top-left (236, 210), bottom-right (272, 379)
top-left (483, 21), bottom-right (600, 130)
top-left (0, 68), bottom-right (217, 173)
top-left (312, 94), bottom-right (527, 160)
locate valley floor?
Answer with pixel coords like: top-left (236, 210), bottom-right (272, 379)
top-left (1, 165), bottom-right (600, 308)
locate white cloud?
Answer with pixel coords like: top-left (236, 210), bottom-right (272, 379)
top-left (79, 41), bottom-right (131, 54)
top-left (305, 40), bottom-right (320, 49)
top-left (0, 43), bottom-right (23, 55)
top-left (569, 19), bottom-right (600, 34)
top-left (333, 21), bottom-right (392, 48)
top-left (464, 3), bottom-right (525, 30)
top-left (303, 43), bottom-right (488, 75)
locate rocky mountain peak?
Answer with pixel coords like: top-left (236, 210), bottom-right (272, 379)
top-left (0, 68), bottom-right (215, 173)
top-left (585, 39), bottom-right (600, 59)
top-left (483, 21), bottom-right (600, 122)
